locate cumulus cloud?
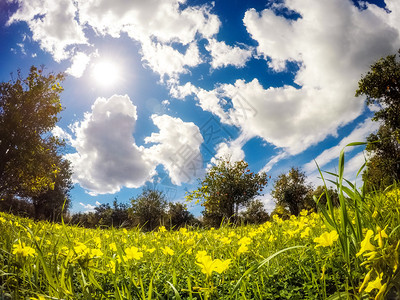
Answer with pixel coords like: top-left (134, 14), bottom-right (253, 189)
top-left (63, 95), bottom-right (205, 194)
top-left (66, 52), bottom-right (91, 78)
top-left (7, 0), bottom-right (87, 61)
top-left (65, 95), bottom-right (156, 195)
top-left (79, 202), bottom-right (97, 212)
top-left (144, 114), bottom-right (204, 185)
top-left (303, 118), bottom-right (379, 173)
top-left (205, 39), bottom-right (253, 69)
top-left (210, 133), bottom-right (247, 166)
top-left (77, 0), bottom-right (219, 44)
top-left (141, 40), bottom-right (202, 80)
top-left (174, 0), bottom-right (400, 163)
top-left (8, 0), bottom-right (220, 77)
top-left (77, 0), bottom-right (219, 78)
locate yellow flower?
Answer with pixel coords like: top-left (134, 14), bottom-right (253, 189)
top-left (107, 260), bottom-right (117, 273)
top-left (109, 242), bottom-right (117, 252)
top-left (12, 241), bottom-right (36, 258)
top-left (220, 237), bottom-right (232, 244)
top-left (365, 273), bottom-right (382, 293)
top-left (237, 244), bottom-right (248, 255)
top-left (74, 242), bottom-right (90, 256)
top-left (90, 248), bottom-right (103, 257)
top-left (359, 269), bottom-right (373, 292)
top-left (161, 246), bottom-right (174, 256)
top-left (159, 226), bottom-right (167, 232)
top-left (301, 227), bottom-right (311, 238)
top-left (374, 226), bottom-right (388, 248)
top-left (238, 237), bottom-right (251, 246)
top-left (357, 230), bottom-right (376, 257)
top-left (93, 237), bottom-right (101, 247)
top-left (125, 246), bottom-right (143, 260)
top-left (195, 251), bottom-right (231, 277)
top-left (314, 230), bottom-right (339, 248)
top-left (300, 209), bottom-right (308, 216)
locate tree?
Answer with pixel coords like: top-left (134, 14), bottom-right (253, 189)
top-left (312, 185), bottom-right (340, 208)
top-left (186, 158), bottom-right (268, 227)
top-left (31, 158), bottom-right (73, 221)
top-left (356, 50), bottom-right (400, 190)
top-left (240, 199), bottom-right (269, 224)
top-left (0, 66), bottom-right (67, 200)
top-left (129, 189), bottom-right (167, 231)
top-left (166, 202), bottom-right (197, 229)
top-left (271, 167), bottom-right (314, 216)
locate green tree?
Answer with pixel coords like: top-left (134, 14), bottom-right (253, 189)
top-left (271, 167), bottom-right (314, 216)
top-left (356, 50), bottom-right (400, 190)
top-left (31, 158), bottom-right (73, 221)
top-left (0, 66), bottom-right (66, 199)
top-left (240, 199), bottom-right (269, 224)
top-left (166, 202), bottom-right (197, 229)
top-left (312, 185), bottom-right (340, 208)
top-left (186, 158), bottom-right (268, 227)
top-left (129, 189), bottom-right (167, 231)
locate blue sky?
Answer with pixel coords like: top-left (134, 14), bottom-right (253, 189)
top-left (1, 0), bottom-right (399, 215)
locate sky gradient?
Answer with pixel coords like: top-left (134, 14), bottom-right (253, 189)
top-left (1, 0), bottom-right (399, 215)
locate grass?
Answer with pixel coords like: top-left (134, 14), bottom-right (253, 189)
top-left (0, 148), bottom-right (399, 299)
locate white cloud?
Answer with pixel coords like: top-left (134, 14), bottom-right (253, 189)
top-left (77, 0), bottom-right (219, 78)
top-left (205, 39), bottom-right (253, 69)
top-left (140, 40), bottom-right (202, 80)
top-left (77, 0), bottom-right (219, 44)
top-left (144, 114), bottom-right (204, 185)
top-left (210, 133), bottom-right (247, 166)
top-left (79, 202), bottom-right (97, 212)
top-left (66, 52), bottom-right (91, 78)
top-left (303, 118), bottom-right (379, 173)
top-left (52, 125), bottom-right (73, 143)
top-left (176, 0), bottom-right (400, 158)
top-left (65, 95), bottom-right (156, 195)
top-left (8, 0), bottom-right (220, 77)
top-left (259, 152), bottom-right (289, 173)
top-left (169, 81), bottom-right (198, 99)
top-left (8, 0), bottom-right (87, 61)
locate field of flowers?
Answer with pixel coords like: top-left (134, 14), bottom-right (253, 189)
top-left (0, 182), bottom-right (399, 300)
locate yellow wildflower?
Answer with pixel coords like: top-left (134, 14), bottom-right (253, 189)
top-left (300, 209), bottom-right (308, 216)
top-left (195, 251), bottom-right (231, 277)
top-left (125, 246), bottom-right (143, 260)
top-left (220, 237), bottom-right (232, 244)
top-left (90, 248), bottom-right (103, 257)
top-left (107, 260), bottom-right (116, 274)
top-left (237, 244), bottom-right (248, 255)
top-left (12, 241), bottom-right (36, 258)
top-left (374, 226), bottom-right (388, 248)
top-left (238, 237), bottom-right (251, 246)
top-left (365, 273), bottom-right (382, 293)
top-left (161, 246), bottom-right (174, 256)
top-left (159, 226), bottom-right (167, 232)
top-left (301, 227), bottom-right (311, 238)
top-left (359, 269), bottom-right (373, 292)
top-left (314, 230), bottom-right (339, 248)
top-left (109, 242), bottom-right (117, 252)
top-left (357, 230), bottom-right (376, 257)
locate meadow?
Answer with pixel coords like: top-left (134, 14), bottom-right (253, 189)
top-left (1, 147), bottom-right (400, 300)
top-left (0, 184), bottom-right (399, 299)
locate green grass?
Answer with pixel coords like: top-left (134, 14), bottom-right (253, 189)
top-left (1, 148), bottom-right (399, 299)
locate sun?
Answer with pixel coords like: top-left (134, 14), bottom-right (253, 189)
top-left (92, 60), bottom-right (120, 87)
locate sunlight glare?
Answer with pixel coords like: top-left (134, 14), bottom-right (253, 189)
top-left (92, 60), bottom-right (120, 88)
